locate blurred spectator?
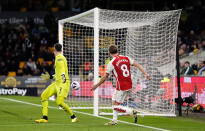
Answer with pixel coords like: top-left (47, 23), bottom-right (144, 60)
top-left (197, 61), bottom-right (205, 76)
top-left (38, 46), bottom-right (47, 59)
top-left (87, 71), bottom-right (94, 81)
top-left (179, 43), bottom-right (189, 56)
top-left (8, 30), bottom-right (17, 45)
top-left (22, 63), bottom-right (32, 75)
top-left (177, 30), bottom-right (185, 45)
top-left (32, 69), bottom-right (41, 76)
top-left (99, 65), bottom-right (106, 77)
top-left (27, 58), bottom-right (37, 72)
top-left (180, 61), bottom-right (186, 75)
top-left (198, 42), bottom-right (203, 52)
top-left (187, 30), bottom-right (198, 46)
top-left (39, 61), bottom-right (52, 74)
top-left (184, 61), bottom-right (195, 76)
top-left (179, 47), bottom-right (185, 56)
top-left (192, 63), bottom-right (198, 75)
top-left (192, 44), bottom-right (199, 54)
top-left (40, 37), bottom-right (48, 46)
top-left (22, 37), bottom-right (33, 58)
top-left (82, 60), bottom-right (92, 76)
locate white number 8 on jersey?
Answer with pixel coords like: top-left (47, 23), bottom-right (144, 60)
top-left (121, 64), bottom-right (129, 77)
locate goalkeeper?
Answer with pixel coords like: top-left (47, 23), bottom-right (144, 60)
top-left (35, 43), bottom-right (77, 123)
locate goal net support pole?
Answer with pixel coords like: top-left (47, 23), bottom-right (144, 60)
top-left (93, 7), bottom-right (99, 116)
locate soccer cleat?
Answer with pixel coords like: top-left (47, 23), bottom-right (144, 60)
top-left (104, 120), bottom-right (118, 125)
top-left (132, 110), bottom-right (138, 123)
top-left (35, 119), bottom-right (48, 123)
top-left (71, 117), bottom-right (78, 123)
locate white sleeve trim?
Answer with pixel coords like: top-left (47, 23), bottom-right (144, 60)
top-left (128, 57), bottom-right (134, 65)
top-left (106, 57), bottom-right (115, 74)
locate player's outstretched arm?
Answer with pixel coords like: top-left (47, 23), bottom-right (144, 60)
top-left (40, 72), bottom-right (50, 81)
top-left (133, 61), bottom-right (150, 80)
top-left (40, 72), bottom-right (55, 81)
top-left (91, 73), bottom-right (109, 91)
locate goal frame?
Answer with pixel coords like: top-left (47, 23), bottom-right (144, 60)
top-left (58, 7), bottom-right (180, 117)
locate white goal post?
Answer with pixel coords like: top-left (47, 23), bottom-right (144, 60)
top-left (58, 8), bottom-right (181, 117)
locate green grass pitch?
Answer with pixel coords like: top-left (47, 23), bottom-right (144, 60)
top-left (0, 95), bottom-right (205, 131)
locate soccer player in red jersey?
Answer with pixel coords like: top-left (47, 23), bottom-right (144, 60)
top-left (91, 44), bottom-right (150, 125)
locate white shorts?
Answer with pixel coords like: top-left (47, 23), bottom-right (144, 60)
top-left (112, 89), bottom-right (130, 104)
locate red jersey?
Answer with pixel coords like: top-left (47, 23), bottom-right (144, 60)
top-left (106, 55), bottom-right (134, 91)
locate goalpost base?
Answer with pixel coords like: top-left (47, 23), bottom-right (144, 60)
top-left (99, 112), bottom-right (176, 117)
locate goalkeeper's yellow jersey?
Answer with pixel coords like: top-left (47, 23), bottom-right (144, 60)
top-left (55, 54), bottom-right (70, 83)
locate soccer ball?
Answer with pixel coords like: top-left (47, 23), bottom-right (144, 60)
top-left (71, 81), bottom-right (80, 90)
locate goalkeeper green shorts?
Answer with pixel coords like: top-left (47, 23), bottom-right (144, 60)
top-left (43, 81), bottom-right (70, 98)
top-left (56, 82), bottom-right (70, 98)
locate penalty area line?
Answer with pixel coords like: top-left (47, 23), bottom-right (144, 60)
top-left (0, 97), bottom-right (170, 131)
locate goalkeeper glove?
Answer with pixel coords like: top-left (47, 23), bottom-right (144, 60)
top-left (40, 72), bottom-right (50, 81)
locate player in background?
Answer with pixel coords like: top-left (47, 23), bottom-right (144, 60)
top-left (91, 44), bottom-right (150, 125)
top-left (35, 43), bottom-right (77, 123)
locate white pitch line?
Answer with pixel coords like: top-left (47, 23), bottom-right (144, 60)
top-left (0, 97), bottom-right (170, 131)
top-left (0, 123), bottom-right (74, 127)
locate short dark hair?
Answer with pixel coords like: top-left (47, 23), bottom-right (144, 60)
top-left (108, 44), bottom-right (118, 54)
top-left (54, 43), bottom-right (62, 52)
top-left (185, 61), bottom-right (190, 65)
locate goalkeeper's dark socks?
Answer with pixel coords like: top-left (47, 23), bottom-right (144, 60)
top-left (43, 116), bottom-right (48, 120)
top-left (71, 114), bottom-right (76, 119)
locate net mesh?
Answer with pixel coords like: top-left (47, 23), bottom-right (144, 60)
top-left (61, 8), bottom-right (181, 115)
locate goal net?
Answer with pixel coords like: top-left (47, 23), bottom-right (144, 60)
top-left (59, 8), bottom-right (181, 116)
